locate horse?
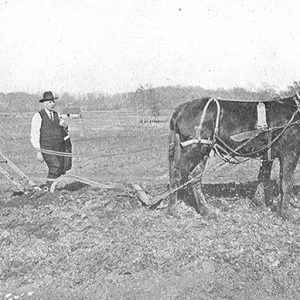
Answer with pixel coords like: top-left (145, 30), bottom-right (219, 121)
top-left (168, 94), bottom-right (300, 219)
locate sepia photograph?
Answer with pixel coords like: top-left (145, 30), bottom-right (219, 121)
top-left (0, 0), bottom-right (300, 299)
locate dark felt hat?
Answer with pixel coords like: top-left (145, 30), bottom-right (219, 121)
top-left (39, 91), bottom-right (58, 102)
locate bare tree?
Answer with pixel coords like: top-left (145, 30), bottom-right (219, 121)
top-left (133, 84), bottom-right (161, 119)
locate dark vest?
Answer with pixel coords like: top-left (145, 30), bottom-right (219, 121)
top-left (39, 109), bottom-right (64, 150)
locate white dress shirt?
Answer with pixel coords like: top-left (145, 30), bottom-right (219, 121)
top-left (30, 109), bottom-right (54, 149)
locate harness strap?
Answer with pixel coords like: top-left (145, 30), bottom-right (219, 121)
top-left (195, 97), bottom-right (221, 140)
top-left (216, 109), bottom-right (300, 158)
top-left (181, 95), bottom-right (300, 165)
top-left (181, 138), bottom-right (212, 147)
top-left (267, 131), bottom-right (272, 161)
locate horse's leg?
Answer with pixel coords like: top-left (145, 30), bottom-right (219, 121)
top-left (168, 132), bottom-right (182, 215)
top-left (173, 143), bottom-right (210, 215)
top-left (253, 159), bottom-right (273, 207)
top-left (168, 143), bottom-right (209, 216)
top-left (189, 154), bottom-right (209, 215)
top-left (277, 152), bottom-right (299, 219)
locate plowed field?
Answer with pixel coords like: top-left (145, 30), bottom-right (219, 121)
top-left (0, 114), bottom-right (299, 299)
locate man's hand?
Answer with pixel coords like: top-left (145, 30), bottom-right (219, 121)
top-left (36, 152), bottom-right (44, 162)
top-left (59, 118), bottom-right (68, 128)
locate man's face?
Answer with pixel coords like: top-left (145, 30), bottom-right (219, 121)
top-left (42, 100), bottom-right (55, 111)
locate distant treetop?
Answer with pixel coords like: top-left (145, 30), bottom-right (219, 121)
top-left (62, 107), bottom-right (82, 114)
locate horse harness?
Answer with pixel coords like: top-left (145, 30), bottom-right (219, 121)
top-left (180, 95), bottom-right (300, 164)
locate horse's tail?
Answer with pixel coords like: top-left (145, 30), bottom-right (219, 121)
top-left (168, 112), bottom-right (181, 181)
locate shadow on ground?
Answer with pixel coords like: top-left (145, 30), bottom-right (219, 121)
top-left (63, 181), bottom-right (89, 191)
top-left (182, 180), bottom-right (300, 211)
top-left (203, 180), bottom-right (277, 198)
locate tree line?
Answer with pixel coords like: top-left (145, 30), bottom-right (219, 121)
top-left (0, 82), bottom-right (298, 116)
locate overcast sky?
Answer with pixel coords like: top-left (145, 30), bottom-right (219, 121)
top-left (0, 0), bottom-right (300, 95)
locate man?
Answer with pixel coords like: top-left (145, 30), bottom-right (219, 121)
top-left (30, 91), bottom-right (71, 190)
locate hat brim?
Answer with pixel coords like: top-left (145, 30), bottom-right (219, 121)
top-left (39, 97), bottom-right (58, 102)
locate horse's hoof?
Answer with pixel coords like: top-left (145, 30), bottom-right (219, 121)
top-left (278, 206), bottom-right (295, 221)
top-left (253, 183), bottom-right (265, 207)
top-left (196, 206), bottom-right (209, 216)
top-left (166, 208), bottom-right (180, 219)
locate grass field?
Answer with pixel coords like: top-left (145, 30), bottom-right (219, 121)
top-left (0, 112), bottom-right (300, 299)
top-left (0, 112), bottom-right (169, 186)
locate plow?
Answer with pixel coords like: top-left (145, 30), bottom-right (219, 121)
top-left (0, 149), bottom-right (168, 207)
top-left (0, 147), bottom-right (213, 210)
top-left (0, 149), bottom-right (115, 194)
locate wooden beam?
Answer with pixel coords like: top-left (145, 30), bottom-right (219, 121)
top-left (0, 150), bottom-right (38, 188)
top-left (0, 165), bottom-right (25, 192)
top-left (131, 184), bottom-right (151, 206)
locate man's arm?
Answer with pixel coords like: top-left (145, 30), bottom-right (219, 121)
top-left (30, 113), bottom-right (43, 161)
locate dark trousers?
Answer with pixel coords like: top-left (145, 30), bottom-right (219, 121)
top-left (42, 153), bottom-right (64, 184)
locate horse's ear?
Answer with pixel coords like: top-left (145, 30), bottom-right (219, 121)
top-left (293, 87), bottom-right (300, 100)
top-left (293, 90), bottom-right (300, 109)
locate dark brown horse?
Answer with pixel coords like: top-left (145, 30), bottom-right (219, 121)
top-left (168, 95), bottom-right (300, 219)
